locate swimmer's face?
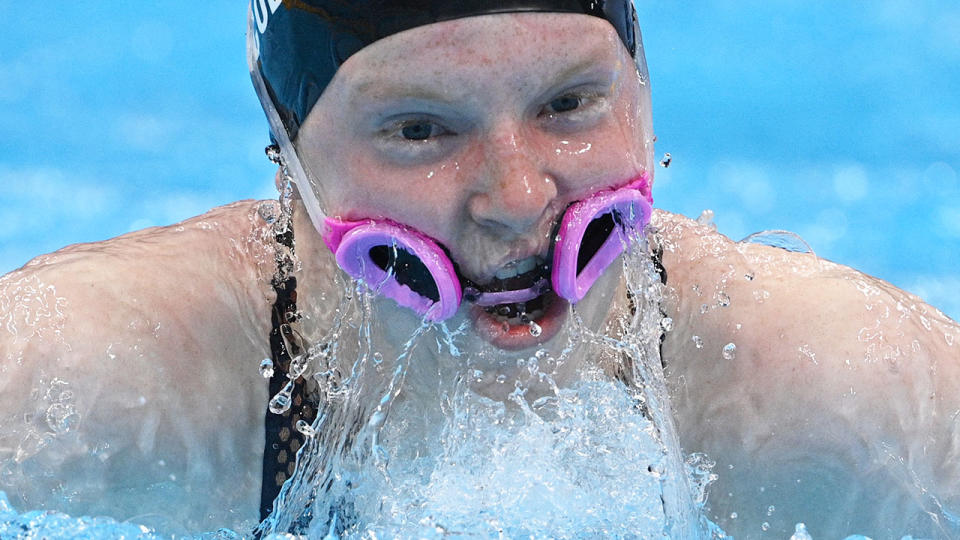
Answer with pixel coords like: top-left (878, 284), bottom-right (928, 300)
top-left (297, 13), bottom-right (653, 356)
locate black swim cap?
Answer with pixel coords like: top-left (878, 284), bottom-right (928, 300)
top-left (250, 0), bottom-right (640, 140)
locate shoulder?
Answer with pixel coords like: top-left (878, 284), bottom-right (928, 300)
top-left (651, 208), bottom-right (958, 374)
top-left (0, 199), bottom-right (281, 438)
top-left (2, 200), bottom-right (276, 355)
top-left (651, 209), bottom-right (960, 530)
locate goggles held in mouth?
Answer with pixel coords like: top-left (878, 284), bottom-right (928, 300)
top-left (322, 174), bottom-right (652, 322)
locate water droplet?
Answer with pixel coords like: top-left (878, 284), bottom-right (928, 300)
top-left (259, 358), bottom-right (275, 378)
top-left (269, 385), bottom-right (293, 415)
top-left (45, 403), bottom-right (79, 434)
top-left (528, 321), bottom-right (542, 337)
top-left (659, 152), bottom-right (672, 168)
top-left (500, 321), bottom-right (510, 332)
top-left (798, 344), bottom-right (817, 365)
top-left (473, 369), bottom-right (484, 382)
top-left (730, 512), bottom-right (738, 519)
top-left (700, 303), bottom-right (710, 314)
top-left (717, 292), bottom-right (731, 307)
top-left (767, 505), bottom-right (776, 516)
top-left (264, 143), bottom-right (282, 164)
top-left (288, 354), bottom-right (308, 379)
top-left (526, 356), bottom-right (539, 374)
top-left (296, 419), bottom-right (316, 438)
top-left (761, 522), bottom-right (770, 531)
top-left (745, 272), bottom-right (755, 281)
top-left (696, 209), bottom-right (715, 227)
top-left (722, 343), bottom-right (737, 360)
top-left (495, 374), bottom-right (507, 384)
top-left (790, 523), bottom-right (813, 540)
top-left (257, 201), bottom-right (279, 224)
top-left (692, 335), bottom-right (704, 349)
top-left (660, 317), bottom-right (674, 332)
top-left (741, 230), bottom-right (815, 254)
top-left (373, 352), bottom-right (383, 364)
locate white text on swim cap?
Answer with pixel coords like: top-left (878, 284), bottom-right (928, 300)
top-left (253, 0), bottom-right (283, 35)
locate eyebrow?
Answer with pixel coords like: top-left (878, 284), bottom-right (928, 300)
top-left (351, 80), bottom-right (457, 106)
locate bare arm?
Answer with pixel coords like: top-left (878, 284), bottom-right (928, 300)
top-left (0, 201), bottom-right (278, 529)
top-left (655, 210), bottom-right (960, 537)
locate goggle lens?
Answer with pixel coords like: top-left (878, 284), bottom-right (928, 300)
top-left (324, 219), bottom-right (462, 321)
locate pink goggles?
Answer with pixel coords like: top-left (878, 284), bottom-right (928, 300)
top-left (321, 174), bottom-right (653, 322)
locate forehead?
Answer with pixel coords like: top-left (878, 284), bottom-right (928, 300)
top-left (327, 13), bottom-right (627, 102)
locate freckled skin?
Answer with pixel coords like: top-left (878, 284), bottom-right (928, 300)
top-left (298, 13), bottom-right (649, 285)
top-left (0, 11), bottom-right (958, 538)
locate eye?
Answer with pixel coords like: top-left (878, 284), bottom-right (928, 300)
top-left (543, 95), bottom-right (583, 115)
top-left (375, 116), bottom-right (457, 163)
top-left (401, 122), bottom-right (440, 141)
top-left (536, 88), bottom-right (609, 132)
top-left (390, 120), bottom-right (450, 142)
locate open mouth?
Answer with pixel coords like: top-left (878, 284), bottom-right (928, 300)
top-left (468, 256), bottom-right (568, 350)
top-left (474, 255), bottom-right (551, 321)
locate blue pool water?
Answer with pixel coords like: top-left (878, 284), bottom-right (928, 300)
top-left (0, 1), bottom-right (958, 538)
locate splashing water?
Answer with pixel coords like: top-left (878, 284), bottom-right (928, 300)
top-left (740, 230), bottom-right (817, 255)
top-left (251, 228), bottom-right (717, 538)
top-left (1, 226), bottom-right (720, 538)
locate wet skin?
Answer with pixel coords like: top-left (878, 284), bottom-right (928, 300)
top-left (2, 201), bottom-right (959, 536)
top-left (294, 13), bottom-right (652, 356)
top-left (1, 11), bottom-right (959, 539)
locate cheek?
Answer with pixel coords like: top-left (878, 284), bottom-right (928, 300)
top-left (538, 104), bottom-right (649, 194)
top-left (331, 152), bottom-right (469, 234)
top-left (541, 126), bottom-right (647, 196)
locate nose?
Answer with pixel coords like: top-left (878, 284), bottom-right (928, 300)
top-left (468, 127), bottom-right (558, 235)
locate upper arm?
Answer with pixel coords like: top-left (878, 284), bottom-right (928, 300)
top-left (0, 209), bottom-right (274, 473)
top-left (654, 211), bottom-right (960, 531)
top-left (657, 211), bottom-right (959, 469)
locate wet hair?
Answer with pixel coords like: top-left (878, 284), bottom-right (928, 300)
top-left (249, 0), bottom-right (641, 140)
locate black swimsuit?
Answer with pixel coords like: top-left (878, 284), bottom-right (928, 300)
top-left (259, 223), bottom-right (318, 521)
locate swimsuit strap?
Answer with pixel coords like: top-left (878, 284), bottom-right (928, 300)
top-left (622, 234), bottom-right (668, 376)
top-left (260, 218), bottom-right (319, 521)
top-left (652, 240), bottom-right (669, 367)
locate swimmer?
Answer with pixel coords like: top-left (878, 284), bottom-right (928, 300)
top-left (1, 1), bottom-right (958, 538)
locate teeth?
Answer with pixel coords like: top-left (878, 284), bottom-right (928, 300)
top-left (494, 256), bottom-right (540, 280)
